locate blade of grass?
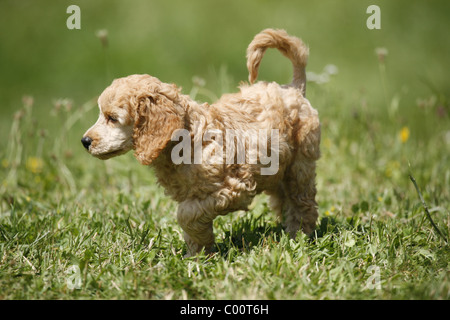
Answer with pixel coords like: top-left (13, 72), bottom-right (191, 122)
top-left (409, 173), bottom-right (448, 243)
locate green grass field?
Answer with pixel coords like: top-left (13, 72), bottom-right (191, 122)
top-left (0, 1), bottom-right (449, 300)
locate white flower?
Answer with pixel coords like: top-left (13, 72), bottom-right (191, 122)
top-left (324, 64), bottom-right (339, 75)
top-left (375, 47), bottom-right (388, 62)
top-left (306, 71), bottom-right (330, 84)
top-left (306, 64), bottom-right (338, 84)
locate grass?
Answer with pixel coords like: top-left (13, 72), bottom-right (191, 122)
top-left (0, 1), bottom-right (449, 300)
top-left (0, 67), bottom-right (449, 300)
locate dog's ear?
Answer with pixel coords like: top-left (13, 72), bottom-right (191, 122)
top-left (133, 93), bottom-right (185, 165)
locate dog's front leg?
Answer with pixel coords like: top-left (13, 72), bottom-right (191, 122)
top-left (177, 198), bottom-right (218, 257)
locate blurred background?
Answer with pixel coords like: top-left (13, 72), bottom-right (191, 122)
top-left (1, 1), bottom-right (449, 118)
top-left (0, 0), bottom-right (449, 197)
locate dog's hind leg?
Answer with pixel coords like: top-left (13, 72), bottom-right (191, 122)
top-left (281, 158), bottom-right (319, 237)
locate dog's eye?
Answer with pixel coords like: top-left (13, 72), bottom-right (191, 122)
top-left (107, 115), bottom-right (118, 124)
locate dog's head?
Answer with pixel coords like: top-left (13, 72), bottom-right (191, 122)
top-left (81, 74), bottom-right (185, 164)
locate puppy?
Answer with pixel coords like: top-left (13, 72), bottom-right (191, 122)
top-left (82, 29), bottom-right (320, 256)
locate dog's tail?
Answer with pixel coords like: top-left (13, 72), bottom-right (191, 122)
top-left (246, 29), bottom-right (309, 95)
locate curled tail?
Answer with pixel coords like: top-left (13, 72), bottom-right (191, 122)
top-left (246, 29), bottom-right (309, 95)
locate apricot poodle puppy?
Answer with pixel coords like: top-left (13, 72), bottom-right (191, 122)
top-left (82, 29), bottom-right (320, 256)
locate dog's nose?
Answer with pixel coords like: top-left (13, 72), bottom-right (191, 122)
top-left (81, 136), bottom-right (92, 150)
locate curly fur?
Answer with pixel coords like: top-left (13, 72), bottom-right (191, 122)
top-left (82, 29), bottom-right (320, 257)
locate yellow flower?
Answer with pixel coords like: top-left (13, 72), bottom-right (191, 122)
top-left (26, 157), bottom-right (44, 174)
top-left (399, 127), bottom-right (410, 143)
top-left (325, 206), bottom-right (336, 216)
